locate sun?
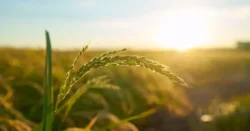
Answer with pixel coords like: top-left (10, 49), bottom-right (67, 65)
top-left (154, 10), bottom-right (212, 51)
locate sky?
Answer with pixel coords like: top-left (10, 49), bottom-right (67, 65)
top-left (1, 0), bottom-right (250, 50)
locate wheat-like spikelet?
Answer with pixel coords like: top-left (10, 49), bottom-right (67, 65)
top-left (63, 45), bottom-right (88, 85)
top-left (99, 48), bottom-right (127, 57)
top-left (73, 55), bottom-right (189, 88)
top-left (55, 49), bottom-right (127, 111)
top-left (84, 76), bottom-right (120, 90)
top-left (69, 45), bottom-right (89, 74)
top-left (55, 45), bottom-right (88, 111)
top-left (55, 48), bottom-right (190, 113)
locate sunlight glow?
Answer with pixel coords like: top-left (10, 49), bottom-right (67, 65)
top-left (154, 10), bottom-right (212, 51)
top-left (201, 114), bottom-right (213, 122)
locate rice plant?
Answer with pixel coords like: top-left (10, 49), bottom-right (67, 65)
top-left (42, 31), bottom-right (190, 131)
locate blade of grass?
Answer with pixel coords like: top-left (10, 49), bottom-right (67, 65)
top-left (42, 31), bottom-right (53, 131)
top-left (63, 115), bottom-right (98, 131)
top-left (83, 115), bottom-right (99, 131)
top-left (105, 108), bottom-right (156, 130)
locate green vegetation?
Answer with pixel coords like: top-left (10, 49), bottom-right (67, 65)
top-left (1, 32), bottom-right (250, 131)
top-left (0, 32), bottom-right (190, 131)
top-left (43, 31), bottom-right (53, 131)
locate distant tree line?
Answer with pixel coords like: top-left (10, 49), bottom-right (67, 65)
top-left (237, 41), bottom-right (250, 49)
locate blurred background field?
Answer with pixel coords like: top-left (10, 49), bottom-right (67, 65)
top-left (1, 47), bottom-right (250, 131)
top-left (2, 0), bottom-right (250, 130)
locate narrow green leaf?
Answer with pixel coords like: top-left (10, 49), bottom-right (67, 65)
top-left (42, 30), bottom-right (54, 131)
top-left (106, 108), bottom-right (156, 130)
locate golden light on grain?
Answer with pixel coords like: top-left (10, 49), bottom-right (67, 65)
top-left (154, 10), bottom-right (212, 51)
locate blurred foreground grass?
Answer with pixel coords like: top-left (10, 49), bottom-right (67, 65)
top-left (1, 48), bottom-right (250, 130)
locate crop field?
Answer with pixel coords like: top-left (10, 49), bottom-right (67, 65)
top-left (1, 47), bottom-right (250, 131)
